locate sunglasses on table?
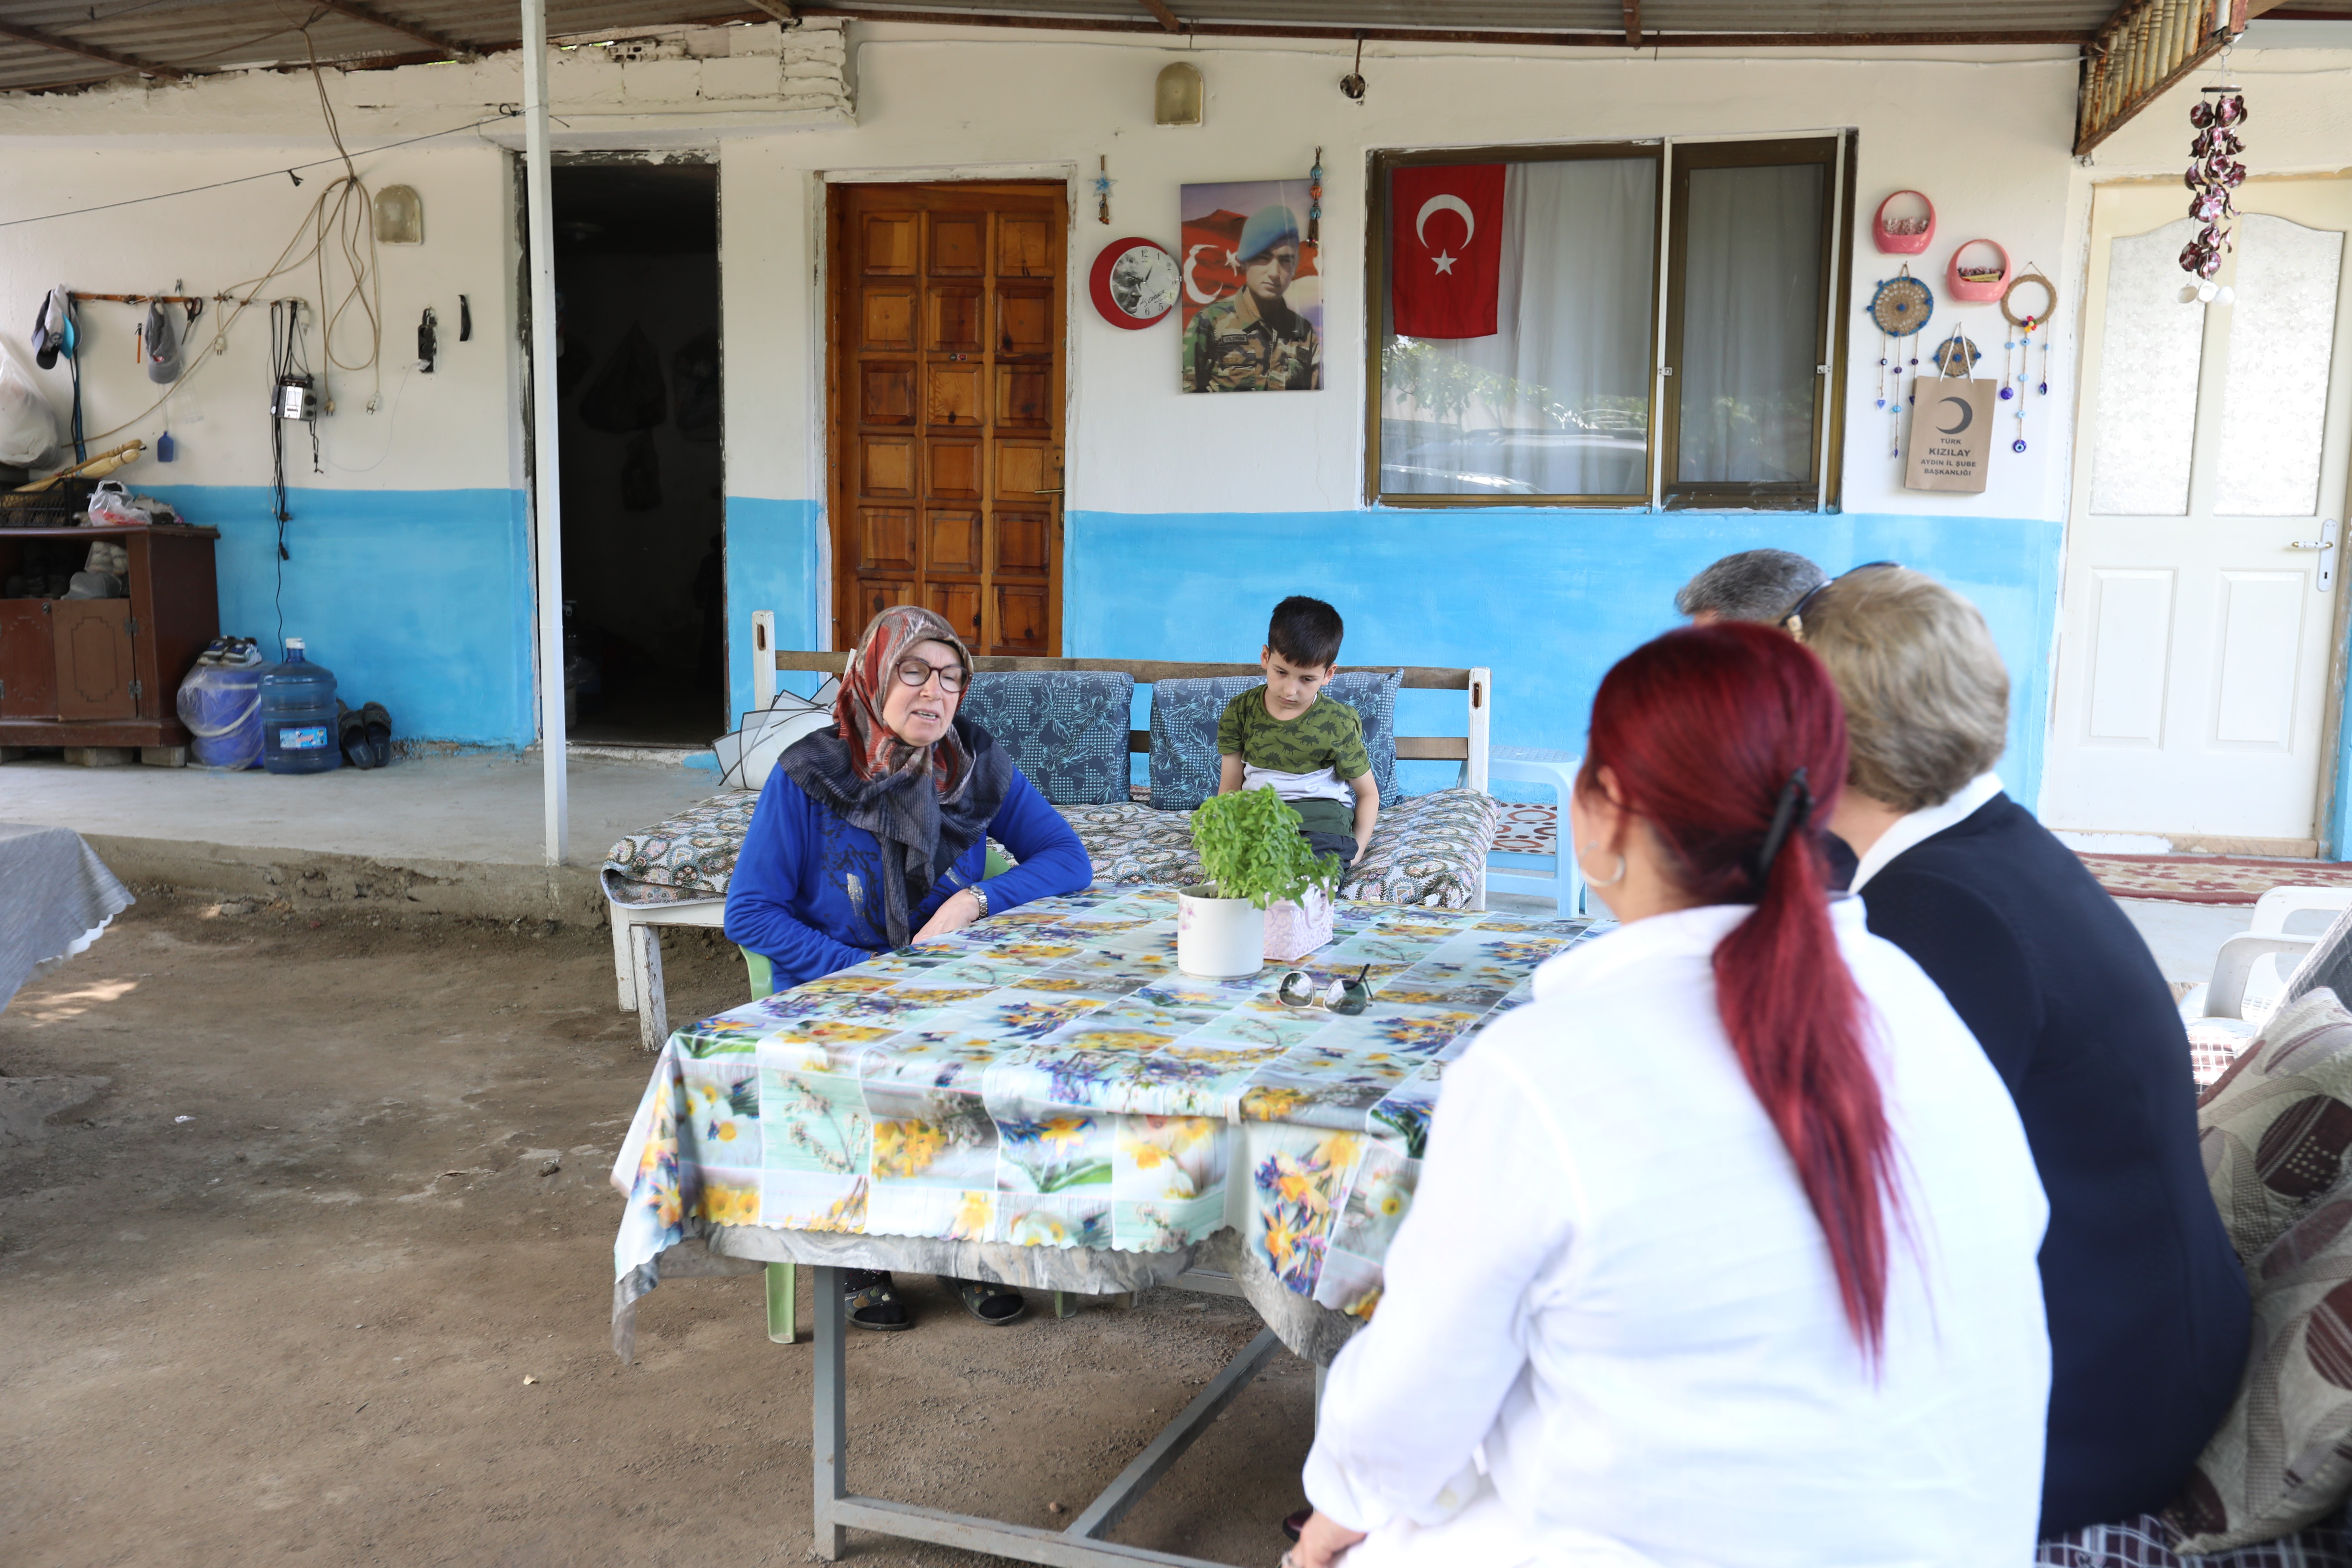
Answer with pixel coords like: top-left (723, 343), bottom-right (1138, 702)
top-left (891, 657), bottom-right (969, 692)
top-left (1275, 964), bottom-right (1374, 1016)
top-left (1780, 561), bottom-right (1901, 643)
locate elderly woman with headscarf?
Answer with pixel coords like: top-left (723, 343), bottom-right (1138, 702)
top-left (724, 604), bottom-right (1093, 1331)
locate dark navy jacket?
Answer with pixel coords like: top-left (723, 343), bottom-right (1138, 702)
top-left (1860, 793), bottom-right (2249, 1535)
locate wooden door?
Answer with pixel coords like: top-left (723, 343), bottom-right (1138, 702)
top-left (829, 181), bottom-right (1065, 654)
top-left (2046, 178), bottom-right (2352, 850)
top-left (52, 599), bottom-right (134, 720)
top-left (0, 600), bottom-right (56, 717)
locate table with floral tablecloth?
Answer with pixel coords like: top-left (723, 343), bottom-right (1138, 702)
top-left (610, 886), bottom-right (1601, 1333)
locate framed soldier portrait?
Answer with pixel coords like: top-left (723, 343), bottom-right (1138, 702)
top-left (1178, 179), bottom-right (1322, 393)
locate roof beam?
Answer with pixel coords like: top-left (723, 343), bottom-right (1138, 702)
top-left (1139, 0), bottom-right (1183, 32)
top-left (0, 18), bottom-right (184, 79)
top-left (740, 0), bottom-right (800, 21)
top-left (1624, 0), bottom-right (1641, 47)
top-left (2076, 0), bottom-right (2245, 156)
top-left (302, 0), bottom-right (480, 60)
top-left (794, 9), bottom-right (2094, 48)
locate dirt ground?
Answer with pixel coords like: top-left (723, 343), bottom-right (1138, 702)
top-left (0, 893), bottom-right (1316, 1568)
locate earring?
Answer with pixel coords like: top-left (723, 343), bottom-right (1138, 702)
top-left (1575, 843), bottom-right (1628, 888)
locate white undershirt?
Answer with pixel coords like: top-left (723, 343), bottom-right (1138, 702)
top-left (1847, 771), bottom-right (2006, 894)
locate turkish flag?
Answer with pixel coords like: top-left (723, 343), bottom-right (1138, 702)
top-left (1390, 163), bottom-right (1504, 339)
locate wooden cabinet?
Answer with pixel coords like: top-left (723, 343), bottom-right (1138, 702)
top-left (0, 523), bottom-right (220, 761)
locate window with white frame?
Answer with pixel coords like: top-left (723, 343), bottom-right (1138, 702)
top-left (1369, 136), bottom-right (1848, 509)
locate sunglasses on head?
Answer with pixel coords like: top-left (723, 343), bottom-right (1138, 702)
top-left (1781, 561), bottom-right (1901, 643)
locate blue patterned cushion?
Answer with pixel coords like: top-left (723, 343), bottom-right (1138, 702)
top-left (1148, 671), bottom-right (1403, 812)
top-left (960, 671), bottom-right (1135, 806)
top-left (1146, 675), bottom-right (1259, 812)
top-left (1326, 669), bottom-right (1402, 808)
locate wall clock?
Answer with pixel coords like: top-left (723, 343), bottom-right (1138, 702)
top-left (1090, 237), bottom-right (1179, 329)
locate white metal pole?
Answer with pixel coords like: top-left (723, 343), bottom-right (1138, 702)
top-left (1815, 130), bottom-right (1848, 515)
top-left (522, 0), bottom-right (567, 864)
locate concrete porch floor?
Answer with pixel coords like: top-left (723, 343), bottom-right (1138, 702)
top-left (0, 752), bottom-right (722, 923)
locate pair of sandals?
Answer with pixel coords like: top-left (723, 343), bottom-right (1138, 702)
top-left (335, 700), bottom-right (393, 769)
top-left (844, 1269), bottom-right (1027, 1330)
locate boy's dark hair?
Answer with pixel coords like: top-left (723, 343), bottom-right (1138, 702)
top-left (1267, 596), bottom-right (1344, 669)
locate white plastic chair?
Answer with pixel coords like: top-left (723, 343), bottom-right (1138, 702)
top-left (2179, 886), bottom-right (2352, 1023)
top-left (1485, 746), bottom-right (1587, 917)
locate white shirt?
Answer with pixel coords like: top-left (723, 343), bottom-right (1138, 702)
top-left (1848, 771), bottom-right (2006, 893)
top-left (1303, 899), bottom-right (2050, 1568)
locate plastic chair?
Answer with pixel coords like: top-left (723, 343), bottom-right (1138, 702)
top-left (2179, 887), bottom-right (2352, 1023)
top-left (1485, 746), bottom-right (1587, 916)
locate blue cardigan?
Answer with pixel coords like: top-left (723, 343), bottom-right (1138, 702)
top-left (723, 764), bottom-right (1093, 989)
top-left (1861, 794), bottom-right (2249, 1536)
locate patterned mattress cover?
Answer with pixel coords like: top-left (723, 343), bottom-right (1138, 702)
top-left (601, 786), bottom-right (1501, 912)
top-left (2036, 1510), bottom-right (2352, 1567)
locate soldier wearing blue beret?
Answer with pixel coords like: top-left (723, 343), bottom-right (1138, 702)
top-left (1181, 203), bottom-right (1322, 393)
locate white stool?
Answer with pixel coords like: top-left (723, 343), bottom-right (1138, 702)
top-left (1486, 746), bottom-right (1586, 917)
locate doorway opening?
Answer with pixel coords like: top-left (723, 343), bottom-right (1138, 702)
top-left (550, 159), bottom-right (724, 748)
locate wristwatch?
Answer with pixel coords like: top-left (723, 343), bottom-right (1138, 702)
top-left (966, 883), bottom-right (989, 916)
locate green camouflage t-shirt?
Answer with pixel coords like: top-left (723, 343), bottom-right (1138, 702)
top-left (1215, 687), bottom-right (1369, 836)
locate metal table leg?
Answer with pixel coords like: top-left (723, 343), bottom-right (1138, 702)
top-left (808, 1262), bottom-right (1285, 1567)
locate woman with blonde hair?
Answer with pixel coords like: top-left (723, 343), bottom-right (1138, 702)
top-left (1287, 621), bottom-right (2049, 1568)
top-left (1793, 565), bottom-right (2248, 1540)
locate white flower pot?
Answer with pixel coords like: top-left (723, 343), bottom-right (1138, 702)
top-left (1262, 888), bottom-right (1335, 964)
top-left (1177, 884), bottom-right (1265, 979)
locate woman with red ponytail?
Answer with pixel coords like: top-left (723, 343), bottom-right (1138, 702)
top-left (1287, 623), bottom-right (2051, 1568)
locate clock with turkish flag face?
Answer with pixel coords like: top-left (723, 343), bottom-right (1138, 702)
top-left (1390, 163), bottom-right (1505, 339)
top-left (1090, 237), bottom-right (1180, 329)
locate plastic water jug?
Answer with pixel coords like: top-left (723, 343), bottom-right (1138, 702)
top-left (260, 638), bottom-right (340, 775)
top-left (176, 638), bottom-right (265, 770)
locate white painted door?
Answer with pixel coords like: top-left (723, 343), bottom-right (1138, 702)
top-left (2046, 178), bottom-right (2352, 848)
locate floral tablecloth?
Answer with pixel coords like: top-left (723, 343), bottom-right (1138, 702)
top-left (610, 887), bottom-right (1600, 1327)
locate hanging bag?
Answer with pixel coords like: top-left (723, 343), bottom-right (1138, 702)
top-left (1904, 358), bottom-right (1996, 494)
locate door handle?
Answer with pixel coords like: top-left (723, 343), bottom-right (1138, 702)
top-left (2289, 539), bottom-right (2334, 550)
top-left (2309, 520), bottom-right (2339, 594)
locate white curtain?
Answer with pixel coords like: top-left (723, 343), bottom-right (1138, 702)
top-left (1381, 158), bottom-right (1656, 498)
top-left (1675, 164), bottom-right (1824, 485)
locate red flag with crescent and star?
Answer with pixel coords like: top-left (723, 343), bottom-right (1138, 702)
top-left (1390, 163), bottom-right (1504, 339)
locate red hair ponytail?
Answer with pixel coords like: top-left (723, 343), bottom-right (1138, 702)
top-left (1581, 622), bottom-right (1898, 1358)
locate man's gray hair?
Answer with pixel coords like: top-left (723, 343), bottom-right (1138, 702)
top-left (1674, 550), bottom-right (1830, 624)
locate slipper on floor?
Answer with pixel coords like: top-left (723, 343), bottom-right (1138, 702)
top-left (360, 701), bottom-right (393, 768)
top-left (1282, 1508), bottom-right (1311, 1543)
top-left (953, 1278), bottom-right (1028, 1326)
top-left (336, 701), bottom-right (373, 769)
top-left (845, 1269), bottom-right (912, 1332)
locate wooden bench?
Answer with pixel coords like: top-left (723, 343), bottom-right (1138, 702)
top-left (607, 611), bottom-right (1494, 1049)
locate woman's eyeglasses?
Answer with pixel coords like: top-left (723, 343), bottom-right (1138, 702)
top-left (892, 658), bottom-right (968, 693)
top-left (1781, 561), bottom-right (1901, 643)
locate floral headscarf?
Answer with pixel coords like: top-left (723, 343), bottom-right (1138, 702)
top-left (835, 604), bottom-right (975, 794)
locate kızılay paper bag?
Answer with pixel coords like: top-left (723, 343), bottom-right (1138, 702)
top-left (1904, 374), bottom-right (1996, 493)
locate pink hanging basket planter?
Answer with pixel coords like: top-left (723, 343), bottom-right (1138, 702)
top-left (1872, 190), bottom-right (1936, 255)
top-left (1947, 239), bottom-right (2012, 303)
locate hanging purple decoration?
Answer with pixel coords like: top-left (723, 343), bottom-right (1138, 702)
top-left (2180, 85), bottom-right (2248, 282)
top-left (1307, 147), bottom-right (1324, 248)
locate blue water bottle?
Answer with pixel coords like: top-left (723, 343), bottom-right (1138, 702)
top-left (260, 638), bottom-right (341, 775)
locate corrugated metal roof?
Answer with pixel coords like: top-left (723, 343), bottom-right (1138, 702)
top-left (0, 0), bottom-right (2110, 97)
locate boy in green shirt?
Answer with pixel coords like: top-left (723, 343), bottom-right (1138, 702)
top-left (1216, 596), bottom-right (1378, 867)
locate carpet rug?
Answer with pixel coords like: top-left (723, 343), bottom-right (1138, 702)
top-left (2077, 854), bottom-right (2352, 906)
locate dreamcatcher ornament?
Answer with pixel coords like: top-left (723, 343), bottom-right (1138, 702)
top-left (2000, 269), bottom-right (2057, 455)
top-left (1867, 266), bottom-right (1934, 458)
top-left (2180, 79), bottom-right (2248, 304)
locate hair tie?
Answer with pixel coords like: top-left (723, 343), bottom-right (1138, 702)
top-left (1754, 766), bottom-right (1812, 887)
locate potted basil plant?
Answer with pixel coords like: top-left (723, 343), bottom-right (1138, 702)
top-left (1181, 786), bottom-right (1346, 977)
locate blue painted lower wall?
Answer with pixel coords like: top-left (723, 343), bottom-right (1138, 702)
top-left (1065, 509), bottom-right (2064, 811)
top-left (724, 496), bottom-right (823, 722)
top-left (145, 485), bottom-right (535, 748)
